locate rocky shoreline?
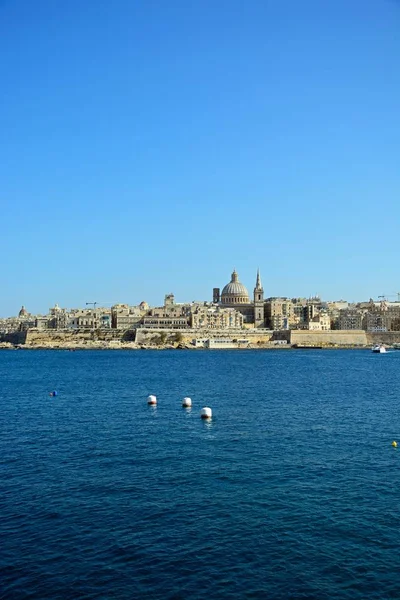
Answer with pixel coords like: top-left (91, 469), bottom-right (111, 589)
top-left (0, 341), bottom-right (376, 351)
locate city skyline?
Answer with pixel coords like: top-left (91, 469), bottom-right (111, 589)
top-left (1, 0), bottom-right (399, 316)
top-left (2, 262), bottom-right (400, 320)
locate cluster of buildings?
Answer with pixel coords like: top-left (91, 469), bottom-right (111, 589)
top-left (1, 269), bottom-right (400, 333)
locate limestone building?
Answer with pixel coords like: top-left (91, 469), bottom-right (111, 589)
top-left (191, 305), bottom-right (244, 329)
top-left (338, 309), bottom-right (363, 330)
top-left (264, 298), bottom-right (294, 330)
top-left (214, 269), bottom-right (265, 327)
top-left (111, 304), bottom-right (146, 329)
top-left (142, 294), bottom-right (190, 329)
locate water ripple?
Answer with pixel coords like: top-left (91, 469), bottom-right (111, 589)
top-left (1, 350), bottom-right (400, 599)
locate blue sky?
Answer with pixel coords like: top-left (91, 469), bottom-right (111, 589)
top-left (1, 0), bottom-right (399, 316)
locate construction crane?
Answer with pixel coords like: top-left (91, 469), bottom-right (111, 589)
top-left (378, 293), bottom-right (400, 302)
top-left (86, 302), bottom-right (115, 329)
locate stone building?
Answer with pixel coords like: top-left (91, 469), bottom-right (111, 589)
top-left (307, 312), bottom-right (331, 331)
top-left (111, 304), bottom-right (146, 329)
top-left (191, 305), bottom-right (244, 329)
top-left (265, 298), bottom-right (294, 330)
top-left (18, 306), bottom-right (28, 318)
top-left (360, 302), bottom-right (400, 332)
top-left (214, 269), bottom-right (265, 327)
top-left (383, 306), bottom-right (400, 331)
top-left (48, 304), bottom-right (68, 329)
top-left (69, 307), bottom-right (111, 329)
top-left (142, 294), bottom-right (190, 329)
top-left (338, 309), bottom-right (363, 330)
top-left (16, 306), bottom-right (36, 330)
top-left (362, 311), bottom-right (386, 332)
top-left (142, 314), bottom-right (189, 329)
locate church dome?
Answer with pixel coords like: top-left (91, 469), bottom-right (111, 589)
top-left (221, 270), bottom-right (250, 304)
top-left (18, 305), bottom-right (28, 317)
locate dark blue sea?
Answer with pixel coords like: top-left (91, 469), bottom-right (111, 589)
top-left (1, 349), bottom-right (400, 599)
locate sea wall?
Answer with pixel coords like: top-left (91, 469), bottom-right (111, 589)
top-left (367, 331), bottom-right (400, 345)
top-left (0, 331), bottom-right (28, 345)
top-left (9, 327), bottom-right (400, 349)
top-left (289, 330), bottom-right (400, 346)
top-left (289, 330), bottom-right (367, 346)
top-left (24, 328), bottom-right (136, 348)
top-left (135, 328), bottom-right (274, 346)
top-left (21, 327), bottom-right (275, 348)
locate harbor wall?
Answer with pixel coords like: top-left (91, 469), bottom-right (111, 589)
top-left (288, 330), bottom-right (400, 346)
top-left (366, 331), bottom-right (400, 345)
top-left (135, 328), bottom-right (274, 346)
top-left (7, 327), bottom-right (400, 349)
top-left (21, 327), bottom-right (275, 348)
top-left (289, 330), bottom-right (368, 346)
top-left (24, 328), bottom-right (136, 348)
top-left (0, 331), bottom-right (28, 345)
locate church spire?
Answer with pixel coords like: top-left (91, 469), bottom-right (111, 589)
top-left (253, 268), bottom-right (264, 328)
top-left (255, 268), bottom-right (263, 291)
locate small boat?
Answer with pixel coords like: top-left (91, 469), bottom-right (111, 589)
top-left (372, 344), bottom-right (387, 354)
top-left (292, 344), bottom-right (323, 349)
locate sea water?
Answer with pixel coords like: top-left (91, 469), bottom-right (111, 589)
top-left (1, 349), bottom-right (400, 599)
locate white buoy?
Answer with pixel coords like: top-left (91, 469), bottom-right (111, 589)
top-left (200, 407), bottom-right (212, 419)
top-left (147, 395), bottom-right (157, 405)
top-left (182, 397), bottom-right (192, 407)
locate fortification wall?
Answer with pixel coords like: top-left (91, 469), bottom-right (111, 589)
top-left (25, 328), bottom-right (136, 347)
top-left (15, 327), bottom-right (400, 349)
top-left (135, 328), bottom-right (274, 346)
top-left (0, 331), bottom-right (28, 345)
top-left (367, 331), bottom-right (400, 344)
top-left (289, 330), bottom-right (367, 346)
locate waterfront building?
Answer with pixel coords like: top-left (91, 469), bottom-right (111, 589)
top-left (362, 311), bottom-right (386, 332)
top-left (216, 269), bottom-right (265, 327)
top-left (69, 307), bottom-right (111, 329)
top-left (48, 304), bottom-right (68, 329)
top-left (142, 295), bottom-right (190, 329)
top-left (35, 316), bottom-right (49, 330)
top-left (307, 312), bottom-right (331, 331)
top-left (383, 305), bottom-right (400, 331)
top-left (142, 315), bottom-right (189, 329)
top-left (111, 304), bottom-right (146, 329)
top-left (360, 302), bottom-right (400, 332)
top-left (326, 301), bottom-right (349, 329)
top-left (338, 309), bottom-right (363, 330)
top-left (265, 298), bottom-right (294, 330)
top-left (14, 306), bottom-right (36, 330)
top-left (191, 305), bottom-right (244, 329)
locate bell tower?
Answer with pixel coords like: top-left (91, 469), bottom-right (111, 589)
top-left (253, 269), bottom-right (264, 328)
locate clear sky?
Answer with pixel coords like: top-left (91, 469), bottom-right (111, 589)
top-left (1, 0), bottom-right (399, 316)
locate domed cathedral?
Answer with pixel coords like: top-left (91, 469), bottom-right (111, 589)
top-left (213, 269), bottom-right (265, 327)
top-left (18, 305), bottom-right (29, 318)
top-left (221, 269), bottom-right (249, 305)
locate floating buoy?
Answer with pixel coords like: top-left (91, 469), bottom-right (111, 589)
top-left (392, 441), bottom-right (397, 447)
top-left (49, 391), bottom-right (58, 397)
top-left (182, 397), bottom-right (192, 407)
top-left (200, 407), bottom-right (212, 419)
top-left (147, 395), bottom-right (157, 405)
